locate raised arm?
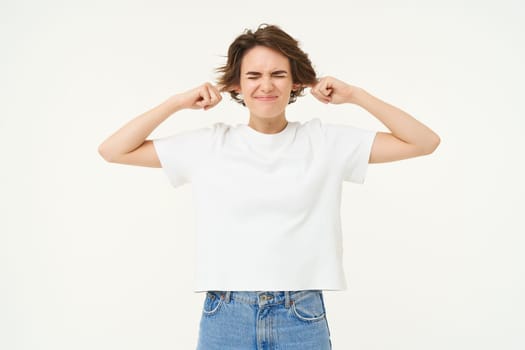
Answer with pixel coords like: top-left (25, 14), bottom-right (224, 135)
top-left (97, 83), bottom-right (222, 167)
top-left (310, 76), bottom-right (440, 163)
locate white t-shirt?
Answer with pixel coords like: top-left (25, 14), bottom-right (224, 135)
top-left (153, 118), bottom-right (376, 292)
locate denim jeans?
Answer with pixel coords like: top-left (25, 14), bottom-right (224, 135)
top-left (196, 290), bottom-right (332, 350)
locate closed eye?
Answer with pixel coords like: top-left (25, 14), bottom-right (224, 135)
top-left (245, 70), bottom-right (289, 79)
top-left (247, 75), bottom-right (286, 79)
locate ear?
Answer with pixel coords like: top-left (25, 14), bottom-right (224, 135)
top-left (292, 83), bottom-right (302, 92)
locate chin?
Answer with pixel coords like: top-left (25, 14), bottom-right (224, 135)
top-left (252, 111), bottom-right (285, 120)
top-left (247, 106), bottom-right (287, 119)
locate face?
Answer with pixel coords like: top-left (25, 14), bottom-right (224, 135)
top-left (235, 45), bottom-right (300, 121)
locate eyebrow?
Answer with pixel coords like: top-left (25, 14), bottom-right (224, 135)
top-left (245, 70), bottom-right (289, 76)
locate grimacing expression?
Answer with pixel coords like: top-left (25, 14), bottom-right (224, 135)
top-left (236, 46), bottom-right (300, 120)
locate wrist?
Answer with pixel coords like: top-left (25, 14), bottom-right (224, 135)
top-left (346, 86), bottom-right (368, 105)
top-left (164, 94), bottom-right (186, 112)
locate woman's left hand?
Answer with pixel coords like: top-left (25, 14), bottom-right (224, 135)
top-left (309, 76), bottom-right (359, 104)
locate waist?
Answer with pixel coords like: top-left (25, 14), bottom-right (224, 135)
top-left (206, 290), bottom-right (323, 307)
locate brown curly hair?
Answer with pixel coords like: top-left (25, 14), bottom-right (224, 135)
top-left (216, 24), bottom-right (318, 106)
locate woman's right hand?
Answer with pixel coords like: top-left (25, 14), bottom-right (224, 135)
top-left (177, 82), bottom-right (223, 111)
top-left (98, 82), bottom-right (223, 167)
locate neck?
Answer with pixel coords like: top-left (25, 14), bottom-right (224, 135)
top-left (248, 114), bottom-right (288, 134)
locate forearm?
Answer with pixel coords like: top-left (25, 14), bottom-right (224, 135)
top-left (98, 95), bottom-right (184, 160)
top-left (350, 88), bottom-right (440, 152)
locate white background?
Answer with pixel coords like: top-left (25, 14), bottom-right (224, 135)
top-left (2, 0), bottom-right (524, 349)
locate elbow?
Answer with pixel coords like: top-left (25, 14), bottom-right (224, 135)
top-left (422, 133), bottom-right (441, 155)
top-left (98, 143), bottom-right (116, 163)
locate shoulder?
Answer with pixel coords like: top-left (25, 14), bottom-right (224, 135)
top-left (298, 118), bottom-right (372, 137)
top-left (298, 118), bottom-right (376, 150)
top-left (294, 118), bottom-right (322, 137)
top-left (153, 123), bottom-right (226, 151)
top-left (300, 117), bottom-right (322, 130)
top-left (170, 122), bottom-right (230, 139)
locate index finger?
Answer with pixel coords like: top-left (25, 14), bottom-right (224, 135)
top-left (304, 81), bottom-right (318, 89)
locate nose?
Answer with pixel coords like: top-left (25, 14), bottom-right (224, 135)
top-left (260, 76), bottom-right (274, 93)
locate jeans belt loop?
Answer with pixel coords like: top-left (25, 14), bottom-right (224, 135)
top-left (285, 291), bottom-right (291, 309)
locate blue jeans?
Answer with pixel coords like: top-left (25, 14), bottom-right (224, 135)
top-left (196, 290), bottom-right (332, 350)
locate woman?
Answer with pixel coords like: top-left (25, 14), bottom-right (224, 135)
top-left (98, 24), bottom-right (439, 350)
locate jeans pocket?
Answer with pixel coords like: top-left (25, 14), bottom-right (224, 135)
top-left (202, 291), bottom-right (224, 317)
top-left (290, 291), bottom-right (326, 323)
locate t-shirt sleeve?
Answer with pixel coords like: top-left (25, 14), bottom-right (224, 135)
top-left (323, 122), bottom-right (377, 184)
top-left (152, 126), bottom-right (213, 188)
